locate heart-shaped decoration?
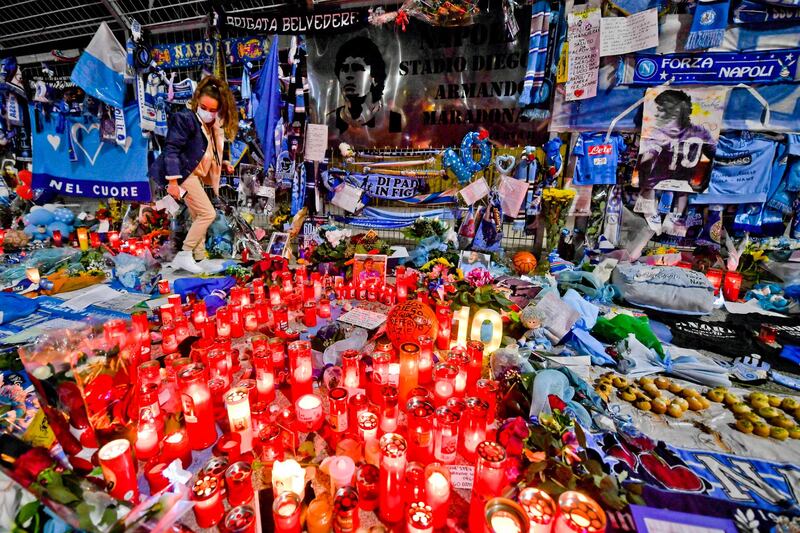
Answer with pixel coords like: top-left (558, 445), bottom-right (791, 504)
top-left (640, 453), bottom-right (704, 492)
top-left (574, 89), bottom-right (584, 97)
top-left (494, 154), bottom-right (516, 175)
top-left (71, 123), bottom-right (103, 166)
top-left (47, 134), bottom-right (60, 151)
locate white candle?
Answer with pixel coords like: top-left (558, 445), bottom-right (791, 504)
top-left (328, 455), bottom-right (355, 494)
top-left (272, 459), bottom-right (305, 498)
top-left (425, 466), bottom-right (450, 529)
top-left (135, 425), bottom-right (159, 459)
top-left (224, 387), bottom-right (253, 453)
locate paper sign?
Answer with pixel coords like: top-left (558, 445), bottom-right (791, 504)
top-left (533, 292), bottom-right (580, 341)
top-left (566, 8), bottom-right (601, 101)
top-left (600, 8), bottom-right (659, 57)
top-left (446, 464), bottom-right (474, 490)
top-left (337, 307), bottom-right (387, 330)
top-left (304, 123), bottom-right (329, 162)
top-left (459, 177), bottom-right (490, 205)
top-left (498, 175), bottom-right (529, 218)
top-left (331, 183), bottom-right (364, 213)
top-left (257, 186), bottom-right (276, 198)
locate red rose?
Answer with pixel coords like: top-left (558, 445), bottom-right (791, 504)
top-left (548, 394), bottom-right (567, 412)
top-left (15, 447), bottom-right (54, 488)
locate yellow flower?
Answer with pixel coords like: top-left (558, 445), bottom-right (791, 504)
top-left (455, 268), bottom-right (464, 280)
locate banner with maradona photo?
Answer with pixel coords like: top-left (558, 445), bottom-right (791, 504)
top-left (306, 6), bottom-right (548, 148)
top-left (30, 104), bottom-right (150, 201)
top-left (635, 86), bottom-right (726, 193)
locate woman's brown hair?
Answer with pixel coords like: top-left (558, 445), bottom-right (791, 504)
top-left (191, 76), bottom-right (239, 140)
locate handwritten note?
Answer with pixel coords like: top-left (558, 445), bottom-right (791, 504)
top-left (600, 8), bottom-right (660, 57)
top-left (304, 123), bottom-right (328, 162)
top-left (566, 8), bottom-right (601, 102)
top-left (337, 307), bottom-right (387, 330)
top-left (446, 464), bottom-right (474, 491)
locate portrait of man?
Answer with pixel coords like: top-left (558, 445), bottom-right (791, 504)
top-left (353, 253), bottom-right (387, 285)
top-left (330, 36), bottom-right (402, 142)
top-left (459, 250), bottom-right (491, 275)
top-left (637, 88), bottom-right (721, 192)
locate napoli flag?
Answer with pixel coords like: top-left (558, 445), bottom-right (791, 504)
top-left (70, 22), bottom-right (126, 108)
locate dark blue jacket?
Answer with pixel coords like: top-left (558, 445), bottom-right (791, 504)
top-left (149, 109), bottom-right (227, 188)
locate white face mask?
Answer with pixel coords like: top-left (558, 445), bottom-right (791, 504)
top-left (197, 108), bottom-right (217, 124)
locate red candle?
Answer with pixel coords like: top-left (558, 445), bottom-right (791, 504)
top-left (433, 363), bottom-right (457, 407)
top-left (224, 505), bottom-right (257, 533)
top-left (433, 406), bottom-right (460, 463)
top-left (145, 459), bottom-right (170, 493)
top-left (273, 491), bottom-right (302, 533)
top-left (257, 425), bottom-right (284, 465)
top-left (706, 268), bottom-right (724, 294)
top-left (436, 308), bottom-right (453, 350)
top-left (207, 348), bottom-right (231, 387)
top-left (468, 442), bottom-right (508, 531)
top-left (159, 304), bottom-right (176, 327)
top-left (288, 340), bottom-right (314, 399)
top-left (328, 387), bottom-right (349, 434)
top-left (161, 325), bottom-right (178, 354)
top-left (253, 349), bottom-right (275, 404)
top-left (226, 461), bottom-right (254, 507)
top-left (243, 304), bottom-right (259, 332)
top-left (466, 340), bottom-right (484, 393)
top-left (157, 279), bottom-right (170, 295)
top-left (380, 385), bottom-right (399, 433)
top-left (192, 301), bottom-right (208, 327)
top-left (341, 349), bottom-right (360, 391)
top-left (446, 348), bottom-right (470, 397)
top-left (108, 231), bottom-right (121, 249)
top-left (460, 397), bottom-right (489, 461)
top-left (51, 229), bottom-right (62, 247)
top-left (370, 352), bottom-right (391, 405)
top-left (253, 278), bottom-right (266, 301)
top-left (192, 474), bottom-right (225, 528)
top-left (89, 232), bottom-right (101, 248)
top-left (178, 364), bottom-right (218, 450)
top-left (723, 271), bottom-right (743, 302)
top-left (416, 335), bottom-right (434, 385)
top-left (424, 463), bottom-right (451, 529)
top-left (407, 501), bottom-right (434, 533)
top-left (378, 433), bottom-right (407, 524)
top-left (229, 305), bottom-right (244, 338)
top-left (98, 439), bottom-right (139, 503)
top-left (135, 383), bottom-right (163, 460)
top-left (224, 387), bottom-right (254, 453)
top-left (398, 342), bottom-right (420, 404)
top-left (216, 306), bottom-right (232, 337)
top-left (273, 305), bottom-right (289, 331)
top-left (168, 294), bottom-right (182, 309)
top-left (357, 411), bottom-right (379, 444)
top-left (270, 285), bottom-right (282, 306)
top-left (406, 398), bottom-right (435, 463)
top-left (162, 429), bottom-right (192, 468)
top-left (476, 379), bottom-right (500, 425)
top-left (303, 301), bottom-right (317, 327)
top-left (214, 432), bottom-right (243, 461)
top-left (356, 463), bottom-right (380, 511)
top-left (348, 392), bottom-right (369, 434)
top-left (333, 486), bottom-right (360, 532)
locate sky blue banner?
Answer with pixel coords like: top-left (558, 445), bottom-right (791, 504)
top-left (151, 36), bottom-right (271, 69)
top-left (625, 49), bottom-right (800, 85)
top-left (31, 105), bottom-right (150, 201)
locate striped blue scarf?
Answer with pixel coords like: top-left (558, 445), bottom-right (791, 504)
top-left (519, 1), bottom-right (551, 107)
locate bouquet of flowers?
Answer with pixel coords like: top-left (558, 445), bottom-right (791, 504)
top-left (311, 226), bottom-right (391, 273)
top-left (402, 217), bottom-right (459, 268)
top-left (541, 188), bottom-right (576, 249)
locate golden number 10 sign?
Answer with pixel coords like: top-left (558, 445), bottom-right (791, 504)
top-left (450, 307), bottom-right (504, 353)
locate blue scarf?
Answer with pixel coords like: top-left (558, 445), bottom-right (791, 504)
top-left (686, 0), bottom-right (731, 50)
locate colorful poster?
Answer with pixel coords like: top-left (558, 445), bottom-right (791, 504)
top-left (307, 7), bottom-right (547, 148)
top-left (30, 105), bottom-right (150, 201)
top-left (636, 86), bottom-right (726, 192)
top-left (150, 36), bottom-right (273, 69)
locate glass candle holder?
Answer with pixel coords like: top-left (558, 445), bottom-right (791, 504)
top-left (484, 497), bottom-right (530, 533)
top-left (253, 278), bottom-right (266, 301)
top-left (135, 384), bottom-right (163, 461)
top-left (270, 285), bottom-right (282, 306)
top-left (417, 335), bottom-right (434, 385)
top-left (433, 406), bottom-right (460, 464)
top-left (273, 492), bottom-right (302, 533)
top-left (424, 463), bottom-right (451, 528)
top-left (178, 364), bottom-right (218, 450)
top-left (341, 349), bottom-right (361, 391)
top-left (224, 505), bottom-right (257, 533)
top-left (332, 486), bottom-right (360, 532)
top-left (202, 455), bottom-right (230, 484)
top-left (433, 363), bottom-right (458, 407)
top-left (446, 348), bottom-right (470, 397)
top-left (192, 474), bottom-right (225, 528)
top-left (272, 458), bottom-right (305, 498)
top-left (328, 387), bottom-right (349, 434)
top-left (273, 304), bottom-right (289, 330)
top-left (378, 433), bottom-right (408, 525)
top-left (318, 298), bottom-right (332, 318)
top-left (269, 338), bottom-right (286, 374)
top-left (380, 385), bottom-right (399, 433)
top-left (162, 429), bottom-right (192, 468)
top-left (461, 397), bottom-right (489, 461)
top-left (253, 350), bottom-right (275, 404)
top-left (408, 501), bottom-right (434, 533)
top-left (235, 378), bottom-right (258, 406)
top-left (398, 342), bottom-right (420, 404)
top-left (307, 495), bottom-right (333, 533)
top-left (554, 491), bottom-right (607, 533)
top-left (356, 463), bottom-right (380, 511)
top-left (436, 308), bottom-right (453, 350)
top-left (230, 305), bottom-right (245, 338)
top-left (469, 441), bottom-right (508, 531)
top-left (328, 455), bottom-right (356, 496)
top-left (216, 306), bottom-right (232, 337)
top-left (161, 325), bottom-right (178, 354)
top-left (145, 459), bottom-right (170, 494)
top-left (295, 393), bottom-right (324, 432)
top-left (357, 411), bottom-right (379, 444)
top-left (98, 439), bottom-right (138, 503)
top-left (406, 398), bottom-right (435, 463)
top-left (370, 351), bottom-right (391, 405)
top-left (723, 271), bottom-right (743, 302)
top-left (225, 461), bottom-right (254, 507)
top-left (214, 432), bottom-right (243, 462)
top-left (705, 268), bottom-right (724, 294)
top-left (288, 340), bottom-right (314, 399)
top-left (408, 387), bottom-right (432, 405)
top-left (348, 392), bottom-right (369, 433)
top-left (466, 340), bottom-right (485, 392)
top-left (243, 304), bottom-right (259, 332)
top-left (224, 387), bottom-right (253, 453)
top-left (476, 379), bottom-right (500, 425)
top-left (519, 487), bottom-right (557, 533)
top-left (257, 425), bottom-right (284, 465)
top-left (303, 301), bottom-right (317, 327)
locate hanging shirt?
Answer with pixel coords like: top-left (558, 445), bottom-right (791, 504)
top-left (691, 132), bottom-right (777, 205)
top-left (572, 133), bottom-right (626, 186)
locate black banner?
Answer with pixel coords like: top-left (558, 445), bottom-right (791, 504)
top-left (224, 7), bottom-right (372, 35)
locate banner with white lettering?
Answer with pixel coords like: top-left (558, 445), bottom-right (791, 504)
top-left (307, 7), bottom-right (547, 148)
top-left (322, 169), bottom-right (422, 200)
top-left (623, 49), bottom-right (800, 85)
top-left (30, 105), bottom-right (150, 201)
top-left (223, 7), bottom-right (372, 35)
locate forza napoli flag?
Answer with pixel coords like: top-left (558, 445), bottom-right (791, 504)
top-left (223, 6), bottom-right (372, 35)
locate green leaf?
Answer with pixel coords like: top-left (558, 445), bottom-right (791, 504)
top-left (102, 507), bottom-right (117, 525)
top-left (46, 485), bottom-right (79, 504)
top-left (15, 500), bottom-right (40, 528)
top-left (475, 291), bottom-right (489, 304)
top-left (574, 423), bottom-right (587, 449)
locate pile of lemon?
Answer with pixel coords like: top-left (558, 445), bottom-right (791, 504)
top-left (705, 388), bottom-right (800, 441)
top-left (595, 373), bottom-right (710, 419)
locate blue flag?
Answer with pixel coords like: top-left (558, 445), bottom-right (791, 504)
top-left (253, 36), bottom-right (281, 170)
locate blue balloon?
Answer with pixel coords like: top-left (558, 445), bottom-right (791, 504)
top-left (443, 131), bottom-right (492, 184)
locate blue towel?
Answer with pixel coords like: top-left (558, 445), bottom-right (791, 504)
top-left (0, 293), bottom-right (39, 324)
top-left (173, 276), bottom-right (236, 315)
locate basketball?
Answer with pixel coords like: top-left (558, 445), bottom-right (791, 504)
top-left (386, 300), bottom-right (438, 349)
top-left (512, 251), bottom-right (537, 275)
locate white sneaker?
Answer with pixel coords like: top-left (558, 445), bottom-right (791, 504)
top-left (171, 251), bottom-right (204, 274)
top-left (197, 259), bottom-right (224, 273)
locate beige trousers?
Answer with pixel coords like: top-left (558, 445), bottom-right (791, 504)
top-left (181, 176), bottom-right (215, 260)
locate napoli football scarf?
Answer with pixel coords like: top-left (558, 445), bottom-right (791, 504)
top-left (519, 1), bottom-right (550, 107)
top-left (686, 0), bottom-right (731, 50)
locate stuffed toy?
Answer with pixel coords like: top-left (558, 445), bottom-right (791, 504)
top-left (22, 205), bottom-right (74, 241)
